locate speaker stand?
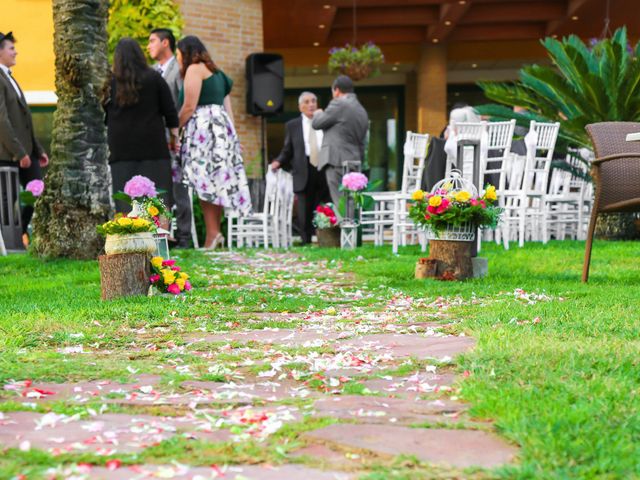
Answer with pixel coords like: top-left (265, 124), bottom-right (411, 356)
top-left (260, 116), bottom-right (268, 178)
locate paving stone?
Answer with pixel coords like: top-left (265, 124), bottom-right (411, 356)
top-left (180, 380), bottom-right (317, 403)
top-left (337, 333), bottom-right (475, 360)
top-left (289, 444), bottom-right (363, 468)
top-left (360, 372), bottom-right (457, 399)
top-left (64, 463), bottom-right (353, 479)
top-left (0, 411), bottom-right (208, 455)
top-left (1, 375), bottom-right (161, 403)
top-left (304, 424), bottom-right (518, 468)
top-left (186, 329), bottom-right (343, 347)
top-left (313, 395), bottom-right (466, 425)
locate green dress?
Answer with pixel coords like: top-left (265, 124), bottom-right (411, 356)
top-left (179, 70), bottom-right (252, 215)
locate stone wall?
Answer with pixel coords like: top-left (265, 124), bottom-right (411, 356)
top-left (178, 0), bottom-right (264, 178)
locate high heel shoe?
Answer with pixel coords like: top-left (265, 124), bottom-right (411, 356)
top-left (205, 233), bottom-right (225, 250)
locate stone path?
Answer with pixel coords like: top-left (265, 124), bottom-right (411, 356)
top-left (0, 251), bottom-right (518, 478)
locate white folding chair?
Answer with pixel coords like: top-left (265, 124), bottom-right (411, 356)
top-left (360, 131), bottom-right (429, 246)
top-left (480, 120), bottom-right (516, 249)
top-left (544, 149), bottom-right (593, 240)
top-left (501, 121), bottom-right (560, 247)
top-left (227, 170), bottom-right (278, 249)
top-left (0, 229), bottom-right (6, 256)
top-left (275, 170), bottom-right (294, 249)
top-left (445, 121), bottom-right (488, 182)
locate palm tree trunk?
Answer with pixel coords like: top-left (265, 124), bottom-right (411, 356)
top-left (33, 0), bottom-right (111, 259)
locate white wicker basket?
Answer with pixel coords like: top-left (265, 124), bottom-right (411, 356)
top-left (425, 222), bottom-right (476, 241)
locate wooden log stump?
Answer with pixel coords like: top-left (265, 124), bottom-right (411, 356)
top-left (99, 253), bottom-right (150, 300)
top-left (428, 240), bottom-right (473, 280)
top-left (415, 259), bottom-right (437, 279)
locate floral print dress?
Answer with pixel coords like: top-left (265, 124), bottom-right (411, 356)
top-left (180, 72), bottom-right (252, 215)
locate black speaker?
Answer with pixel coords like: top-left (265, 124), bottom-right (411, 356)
top-left (246, 53), bottom-right (284, 116)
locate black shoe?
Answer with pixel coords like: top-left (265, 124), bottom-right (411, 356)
top-left (171, 239), bottom-right (192, 250)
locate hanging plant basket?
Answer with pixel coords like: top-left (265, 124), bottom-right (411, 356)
top-left (328, 42), bottom-right (384, 81)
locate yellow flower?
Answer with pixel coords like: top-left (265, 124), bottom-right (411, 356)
top-left (175, 278), bottom-right (186, 291)
top-left (411, 189), bottom-right (425, 201)
top-left (151, 256), bottom-right (164, 269)
top-left (442, 182), bottom-right (453, 192)
top-left (147, 206), bottom-right (159, 216)
top-left (132, 218), bottom-right (149, 228)
top-left (428, 195), bottom-right (442, 207)
top-left (162, 271), bottom-right (176, 284)
top-left (178, 272), bottom-right (189, 280)
top-left (454, 190), bottom-right (471, 203)
top-left (117, 217), bottom-right (133, 226)
top-left (484, 185), bottom-right (497, 201)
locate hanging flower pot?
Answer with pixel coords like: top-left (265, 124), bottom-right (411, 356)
top-left (328, 42), bottom-right (384, 81)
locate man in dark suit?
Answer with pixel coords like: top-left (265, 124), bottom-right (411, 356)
top-left (148, 28), bottom-right (192, 248)
top-left (0, 32), bottom-right (48, 242)
top-left (271, 91), bottom-right (328, 244)
top-left (312, 75), bottom-right (368, 207)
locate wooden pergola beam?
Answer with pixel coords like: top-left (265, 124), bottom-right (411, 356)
top-left (332, 6), bottom-right (439, 28)
top-left (451, 23), bottom-right (547, 42)
top-left (546, 0), bottom-right (592, 36)
top-left (426, 0), bottom-right (471, 43)
top-left (461, 1), bottom-right (565, 24)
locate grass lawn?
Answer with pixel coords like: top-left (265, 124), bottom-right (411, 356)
top-left (1, 239), bottom-right (639, 478)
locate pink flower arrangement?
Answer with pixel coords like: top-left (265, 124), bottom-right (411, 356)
top-left (124, 175), bottom-right (157, 198)
top-left (26, 179), bottom-right (44, 197)
top-left (341, 172), bottom-right (368, 191)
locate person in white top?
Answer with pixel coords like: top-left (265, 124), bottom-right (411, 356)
top-left (272, 91), bottom-right (329, 244)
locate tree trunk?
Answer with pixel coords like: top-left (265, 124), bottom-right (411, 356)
top-left (33, 0), bottom-right (111, 259)
top-left (427, 240), bottom-right (473, 280)
top-left (99, 253), bottom-right (150, 300)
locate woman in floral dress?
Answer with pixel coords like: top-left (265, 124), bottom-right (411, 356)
top-left (177, 36), bottom-right (252, 249)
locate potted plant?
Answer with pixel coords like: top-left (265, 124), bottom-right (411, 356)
top-left (97, 215), bottom-right (157, 255)
top-left (313, 203), bottom-right (340, 247)
top-left (408, 171), bottom-right (502, 280)
top-left (328, 42), bottom-right (384, 81)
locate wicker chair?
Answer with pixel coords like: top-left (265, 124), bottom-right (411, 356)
top-left (583, 122), bottom-right (640, 282)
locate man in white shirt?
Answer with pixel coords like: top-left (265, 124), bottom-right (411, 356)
top-left (272, 91), bottom-right (329, 244)
top-left (0, 31), bottom-right (48, 247)
top-left (148, 28), bottom-right (192, 249)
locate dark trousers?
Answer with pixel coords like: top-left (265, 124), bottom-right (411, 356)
top-left (173, 181), bottom-right (193, 243)
top-left (297, 163), bottom-right (330, 244)
top-left (0, 158), bottom-right (42, 234)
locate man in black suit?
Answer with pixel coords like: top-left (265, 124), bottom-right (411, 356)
top-left (271, 91), bottom-right (328, 245)
top-left (0, 32), bottom-right (48, 242)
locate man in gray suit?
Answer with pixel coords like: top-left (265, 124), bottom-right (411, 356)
top-left (312, 75), bottom-right (368, 207)
top-left (148, 28), bottom-right (192, 249)
top-left (0, 31), bottom-right (48, 242)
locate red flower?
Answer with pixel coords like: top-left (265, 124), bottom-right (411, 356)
top-left (424, 213), bottom-right (431, 220)
top-left (435, 198), bottom-right (450, 214)
top-left (470, 199), bottom-right (479, 206)
top-left (162, 259), bottom-right (176, 267)
top-left (315, 205), bottom-right (324, 213)
top-left (149, 274), bottom-right (160, 284)
top-left (427, 205), bottom-right (437, 214)
top-left (329, 216), bottom-right (337, 225)
top-left (480, 200), bottom-right (486, 208)
top-left (171, 266), bottom-right (181, 271)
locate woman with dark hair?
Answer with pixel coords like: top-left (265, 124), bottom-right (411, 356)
top-left (177, 35), bottom-right (251, 249)
top-left (105, 37), bottom-right (179, 212)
